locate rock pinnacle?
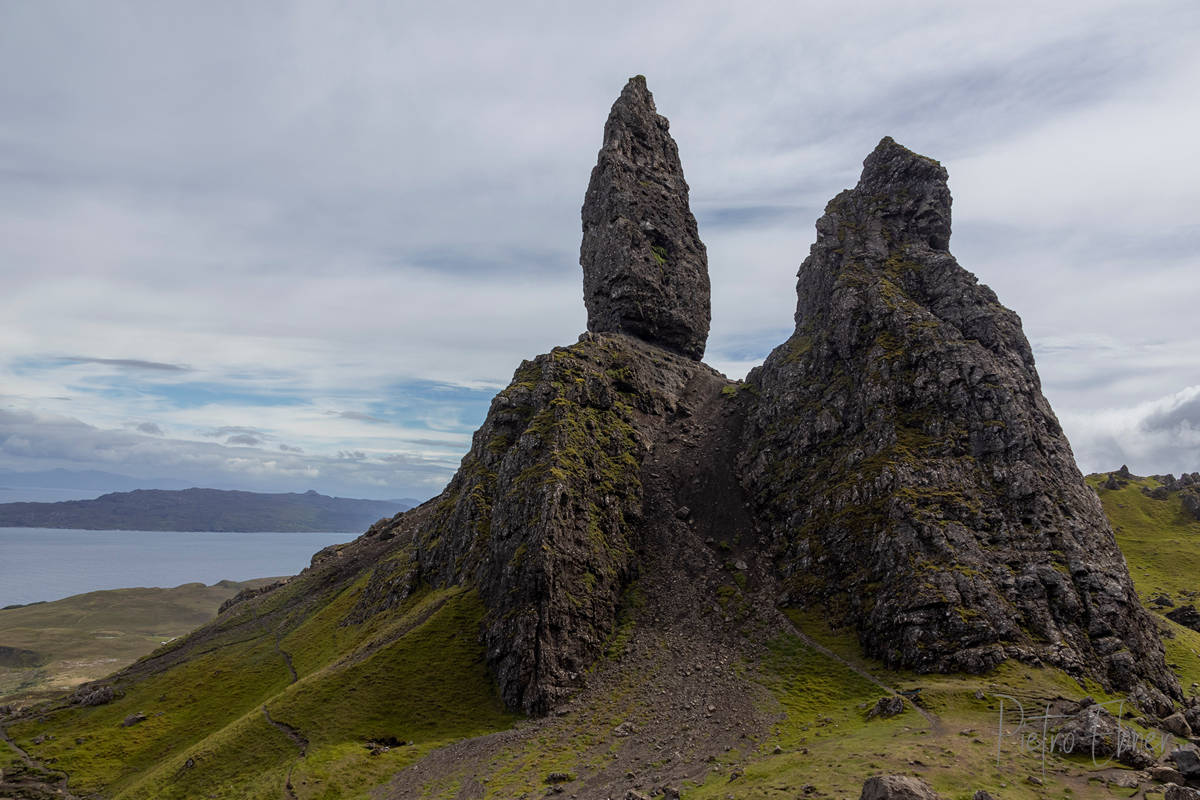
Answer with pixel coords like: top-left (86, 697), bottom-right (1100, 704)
top-left (580, 76), bottom-right (711, 360)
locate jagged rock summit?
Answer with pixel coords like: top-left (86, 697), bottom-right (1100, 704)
top-left (740, 135), bottom-right (1180, 706)
top-left (580, 75), bottom-right (711, 360)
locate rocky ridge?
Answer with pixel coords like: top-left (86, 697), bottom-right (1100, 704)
top-left (268, 84), bottom-right (1179, 715)
top-left (736, 136), bottom-right (1179, 704)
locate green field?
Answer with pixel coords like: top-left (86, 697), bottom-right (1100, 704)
top-left (0, 579), bottom-right (277, 703)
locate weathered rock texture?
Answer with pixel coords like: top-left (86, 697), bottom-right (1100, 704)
top-left (738, 137), bottom-right (1179, 701)
top-left (407, 333), bottom-right (723, 713)
top-left (580, 75), bottom-right (711, 360)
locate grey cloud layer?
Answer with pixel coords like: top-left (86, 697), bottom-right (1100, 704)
top-left (1, 0), bottom-right (1198, 495)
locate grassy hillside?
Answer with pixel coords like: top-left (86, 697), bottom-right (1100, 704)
top-left (0, 526), bottom-right (520, 799)
top-left (1086, 471), bottom-right (1200, 604)
top-left (1088, 470), bottom-right (1200, 703)
top-left (4, 473), bottom-right (1200, 799)
top-left (0, 579), bottom-right (278, 703)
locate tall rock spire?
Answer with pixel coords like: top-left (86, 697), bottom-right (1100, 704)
top-left (740, 136), bottom-right (1180, 706)
top-left (580, 75), bottom-right (711, 360)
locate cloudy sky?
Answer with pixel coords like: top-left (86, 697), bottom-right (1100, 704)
top-left (1, 0), bottom-right (1197, 501)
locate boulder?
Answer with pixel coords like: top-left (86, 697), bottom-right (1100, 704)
top-left (1170, 748), bottom-right (1200, 781)
top-left (860, 775), bottom-right (943, 800)
top-left (867, 695), bottom-right (906, 719)
top-left (1054, 704), bottom-right (1156, 768)
top-left (71, 684), bottom-right (116, 707)
top-left (1164, 712), bottom-right (1194, 738)
top-left (1181, 490), bottom-right (1200, 522)
top-left (1168, 605), bottom-right (1200, 634)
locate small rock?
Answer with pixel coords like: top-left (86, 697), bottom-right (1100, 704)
top-left (613, 721), bottom-right (637, 737)
top-left (1167, 605), bottom-right (1200, 633)
top-left (1151, 766), bottom-right (1186, 784)
top-left (972, 792), bottom-right (995, 800)
top-left (120, 712), bottom-right (148, 727)
top-left (545, 772), bottom-right (575, 784)
top-left (674, 506), bottom-right (690, 520)
top-left (1170, 748), bottom-right (1200, 780)
top-left (867, 695), bottom-right (905, 720)
top-left (859, 775), bottom-right (944, 799)
top-left (71, 684), bottom-right (116, 707)
top-left (733, 560), bottom-right (748, 571)
top-left (1163, 711), bottom-right (1194, 738)
top-left (1026, 775), bottom-right (1043, 786)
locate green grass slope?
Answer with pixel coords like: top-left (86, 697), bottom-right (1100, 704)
top-left (5, 470), bottom-right (1200, 799)
top-left (0, 579), bottom-right (277, 703)
top-left (2, 528), bottom-right (518, 800)
top-left (1088, 470), bottom-right (1200, 703)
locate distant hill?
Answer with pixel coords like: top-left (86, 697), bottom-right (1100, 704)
top-left (0, 488), bottom-right (411, 532)
top-left (0, 578), bottom-right (280, 703)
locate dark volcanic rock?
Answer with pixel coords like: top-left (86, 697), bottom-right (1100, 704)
top-left (867, 695), bottom-right (905, 719)
top-left (1181, 489), bottom-right (1200, 521)
top-left (405, 333), bottom-right (728, 713)
top-left (70, 683), bottom-right (116, 707)
top-left (1053, 704), bottom-right (1157, 768)
top-left (860, 775), bottom-right (943, 800)
top-left (580, 76), bottom-right (711, 360)
top-left (738, 136), bottom-right (1179, 700)
top-left (1167, 605), bottom-right (1200, 633)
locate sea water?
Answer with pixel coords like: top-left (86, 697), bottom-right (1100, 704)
top-left (0, 528), bottom-right (356, 606)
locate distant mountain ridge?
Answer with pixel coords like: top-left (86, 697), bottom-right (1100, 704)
top-left (0, 488), bottom-right (411, 532)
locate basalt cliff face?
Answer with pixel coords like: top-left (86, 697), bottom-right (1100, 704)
top-left (2, 77), bottom-right (1186, 800)
top-left (736, 137), bottom-right (1179, 707)
top-left (580, 75), bottom-right (711, 360)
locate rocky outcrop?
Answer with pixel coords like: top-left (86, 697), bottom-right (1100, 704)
top-left (580, 75), bottom-right (711, 360)
top-left (399, 332), bottom-right (727, 714)
top-left (860, 775), bottom-right (943, 800)
top-left (197, 86), bottom-right (1179, 720)
top-left (738, 137), bottom-right (1179, 700)
top-left (1167, 605), bottom-right (1200, 633)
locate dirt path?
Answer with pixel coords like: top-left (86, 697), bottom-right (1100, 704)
top-left (262, 705), bottom-right (308, 757)
top-left (275, 636), bottom-right (298, 684)
top-left (261, 704), bottom-right (308, 800)
top-left (0, 720), bottom-right (82, 799)
top-left (782, 617), bottom-right (946, 734)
